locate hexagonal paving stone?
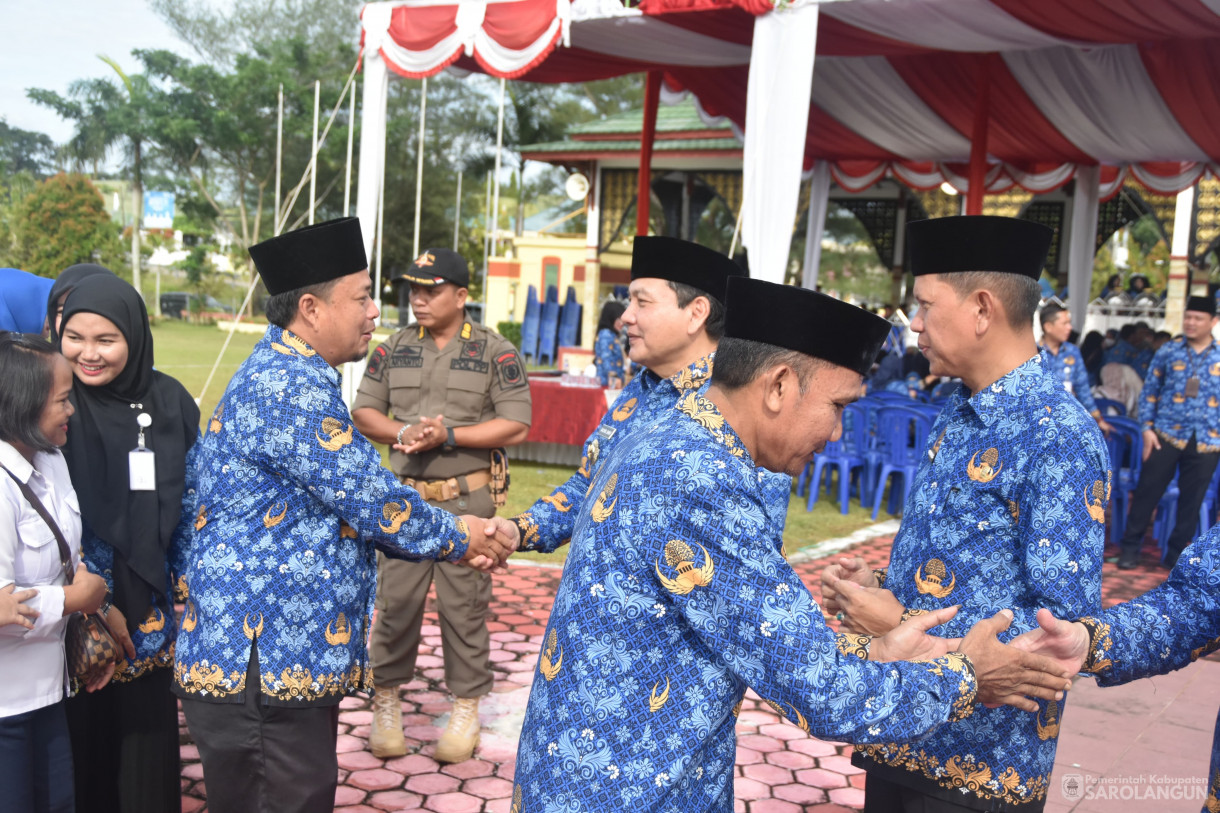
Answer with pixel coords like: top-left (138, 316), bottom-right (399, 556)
top-left (423, 791), bottom-right (483, 812)
top-left (829, 785), bottom-right (866, 807)
top-left (795, 767), bottom-right (849, 789)
top-left (386, 753), bottom-right (442, 776)
top-left (819, 755), bottom-right (864, 775)
top-left (758, 722), bottom-right (807, 741)
top-left (735, 777), bottom-right (772, 801)
top-left (747, 799), bottom-right (803, 813)
top-left (737, 734), bottom-right (785, 753)
top-left (348, 768), bottom-right (405, 792)
top-left (741, 762), bottom-right (795, 785)
top-left (787, 737), bottom-right (842, 758)
top-left (368, 790), bottom-right (424, 811)
top-left (333, 785), bottom-right (365, 806)
top-left (462, 775), bottom-right (514, 799)
top-left (766, 749), bottom-right (815, 770)
top-left (405, 772), bottom-right (460, 795)
top-left (773, 782), bottom-right (829, 805)
top-left (440, 758), bottom-right (495, 780)
top-left (338, 750), bottom-right (384, 772)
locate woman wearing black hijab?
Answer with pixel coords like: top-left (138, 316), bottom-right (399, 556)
top-left (57, 273), bottom-right (199, 813)
top-left (45, 263), bottom-right (115, 341)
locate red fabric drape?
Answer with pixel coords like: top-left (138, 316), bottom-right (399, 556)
top-left (992, 0), bottom-right (1220, 43)
top-left (1140, 40), bottom-right (1220, 162)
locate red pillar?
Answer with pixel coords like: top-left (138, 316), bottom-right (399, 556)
top-left (636, 71), bottom-right (662, 235)
top-left (965, 55), bottom-right (992, 216)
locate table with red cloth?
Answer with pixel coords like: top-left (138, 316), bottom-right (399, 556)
top-left (511, 375), bottom-right (609, 465)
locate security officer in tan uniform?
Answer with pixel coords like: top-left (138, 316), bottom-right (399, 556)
top-left (352, 248), bottom-right (531, 762)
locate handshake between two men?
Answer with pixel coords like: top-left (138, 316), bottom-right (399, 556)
top-left (823, 555), bottom-right (1077, 711)
top-left (459, 525), bottom-right (1077, 710)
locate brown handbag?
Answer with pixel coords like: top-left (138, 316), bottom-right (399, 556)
top-left (3, 466), bottom-right (120, 686)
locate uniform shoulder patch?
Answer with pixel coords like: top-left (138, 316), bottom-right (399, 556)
top-left (496, 349), bottom-right (526, 388)
top-left (365, 343), bottom-right (388, 381)
top-left (461, 339), bottom-right (486, 360)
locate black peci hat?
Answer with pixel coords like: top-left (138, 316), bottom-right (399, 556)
top-left (1186, 295), bottom-right (1216, 316)
top-left (248, 218), bottom-right (367, 296)
top-left (630, 236), bottom-right (745, 304)
top-left (908, 216), bottom-right (1053, 280)
top-left (397, 248), bottom-right (470, 288)
top-left (723, 278), bottom-right (891, 377)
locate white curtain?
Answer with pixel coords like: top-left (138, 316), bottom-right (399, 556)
top-left (823, 0), bottom-right (1070, 52)
top-left (1004, 45), bottom-right (1207, 163)
top-left (741, 5), bottom-right (819, 285)
top-left (1067, 163), bottom-right (1100, 329)
top-left (801, 162), bottom-right (831, 290)
top-left (812, 57), bottom-right (971, 161)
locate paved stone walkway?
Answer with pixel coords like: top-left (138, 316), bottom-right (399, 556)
top-left (178, 534), bottom-right (1218, 812)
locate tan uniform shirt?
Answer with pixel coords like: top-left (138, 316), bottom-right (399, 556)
top-left (353, 318), bottom-right (531, 480)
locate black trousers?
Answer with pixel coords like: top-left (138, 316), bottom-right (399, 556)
top-left (865, 773), bottom-right (1044, 813)
top-left (66, 666), bottom-right (181, 813)
top-left (1119, 434), bottom-right (1220, 563)
top-left (180, 647), bottom-right (341, 813)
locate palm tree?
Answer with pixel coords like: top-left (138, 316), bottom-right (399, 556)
top-left (28, 55), bottom-right (157, 296)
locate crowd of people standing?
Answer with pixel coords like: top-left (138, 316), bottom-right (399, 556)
top-left (1, 213), bottom-right (1218, 813)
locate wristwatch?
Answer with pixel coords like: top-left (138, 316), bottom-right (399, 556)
top-left (443, 426), bottom-right (457, 450)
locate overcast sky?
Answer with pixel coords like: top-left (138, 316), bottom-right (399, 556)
top-left (0, 0), bottom-right (192, 143)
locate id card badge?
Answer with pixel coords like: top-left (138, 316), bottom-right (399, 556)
top-left (129, 448), bottom-right (157, 491)
top-left (1186, 377), bottom-right (1201, 398)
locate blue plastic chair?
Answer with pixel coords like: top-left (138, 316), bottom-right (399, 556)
top-left (1095, 397), bottom-right (1126, 417)
top-left (1196, 462), bottom-right (1220, 540)
top-left (871, 405), bottom-right (934, 519)
top-left (557, 286), bottom-right (581, 349)
top-left (537, 299), bottom-right (561, 365)
top-left (520, 286), bottom-right (541, 360)
top-left (1105, 416), bottom-right (1144, 545)
top-left (805, 402), bottom-right (868, 514)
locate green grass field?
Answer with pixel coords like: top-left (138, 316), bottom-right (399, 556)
top-left (152, 321), bottom-right (883, 562)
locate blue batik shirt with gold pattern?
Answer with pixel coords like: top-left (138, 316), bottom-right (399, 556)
top-left (854, 354), bottom-right (1108, 811)
top-left (1078, 526), bottom-right (1220, 813)
top-left (511, 391), bottom-right (980, 812)
top-left (1039, 341), bottom-right (1100, 417)
top-left (1137, 337), bottom-right (1220, 453)
top-left (173, 326), bottom-right (472, 706)
top-left (513, 354), bottom-right (791, 554)
top-left (81, 440), bottom-right (198, 682)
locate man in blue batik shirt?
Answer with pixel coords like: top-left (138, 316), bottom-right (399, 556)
top-left (1118, 295), bottom-right (1220, 570)
top-left (509, 277), bottom-right (1077, 812)
top-left (174, 218), bottom-right (515, 813)
top-left (823, 216), bottom-right (1109, 813)
top-left (505, 236), bottom-right (797, 555)
top-left (1038, 302), bottom-right (1112, 436)
top-left (1013, 526), bottom-right (1220, 813)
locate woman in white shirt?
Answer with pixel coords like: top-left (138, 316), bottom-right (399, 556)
top-left (0, 332), bottom-right (108, 813)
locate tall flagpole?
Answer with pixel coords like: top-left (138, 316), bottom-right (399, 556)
top-left (453, 169), bottom-right (462, 251)
top-left (309, 80), bottom-right (320, 225)
top-left (490, 77), bottom-right (506, 256)
top-left (483, 171), bottom-right (492, 283)
top-left (275, 84), bottom-right (284, 235)
top-left (375, 152), bottom-right (386, 328)
top-left (412, 77), bottom-right (428, 259)
top-left (343, 76), bottom-right (356, 216)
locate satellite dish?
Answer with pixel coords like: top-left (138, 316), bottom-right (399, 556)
top-left (565, 172), bottom-right (590, 201)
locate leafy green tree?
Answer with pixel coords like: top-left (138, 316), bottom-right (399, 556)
top-left (11, 173), bottom-right (123, 277)
top-left (0, 120), bottom-right (57, 178)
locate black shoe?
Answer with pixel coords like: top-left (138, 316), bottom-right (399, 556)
top-left (1116, 556), bottom-right (1139, 570)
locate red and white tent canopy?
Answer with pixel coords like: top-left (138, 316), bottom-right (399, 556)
top-left (355, 0), bottom-right (1220, 305)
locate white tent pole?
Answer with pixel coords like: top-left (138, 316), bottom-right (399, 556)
top-left (490, 77), bottom-right (506, 256)
top-left (412, 77), bottom-right (428, 258)
top-left (275, 84), bottom-right (284, 235)
top-left (454, 169), bottom-right (463, 251)
top-left (309, 81), bottom-right (320, 225)
top-left (344, 76), bottom-right (356, 216)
